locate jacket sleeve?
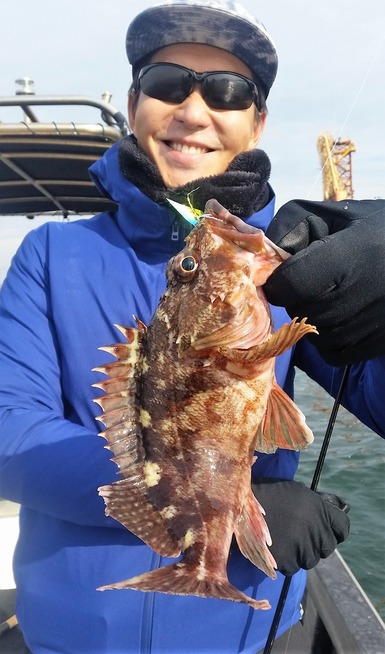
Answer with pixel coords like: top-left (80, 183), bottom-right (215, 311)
top-left (294, 337), bottom-right (385, 438)
top-left (0, 229), bottom-right (120, 527)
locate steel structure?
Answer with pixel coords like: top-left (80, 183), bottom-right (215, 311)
top-left (317, 132), bottom-right (356, 201)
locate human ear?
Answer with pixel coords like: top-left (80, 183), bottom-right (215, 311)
top-left (128, 90), bottom-right (138, 134)
top-left (250, 110), bottom-right (267, 149)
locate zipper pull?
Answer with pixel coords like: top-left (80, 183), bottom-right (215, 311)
top-left (171, 222), bottom-right (179, 241)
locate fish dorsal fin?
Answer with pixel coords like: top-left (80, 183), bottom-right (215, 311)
top-left (92, 323), bottom-right (145, 441)
top-left (98, 477), bottom-right (182, 558)
top-left (93, 322), bottom-right (182, 558)
top-left (254, 382), bottom-right (314, 454)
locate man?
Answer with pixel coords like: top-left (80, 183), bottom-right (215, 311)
top-left (0, 1), bottom-right (384, 652)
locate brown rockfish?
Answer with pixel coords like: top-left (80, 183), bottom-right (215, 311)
top-left (93, 204), bottom-right (317, 610)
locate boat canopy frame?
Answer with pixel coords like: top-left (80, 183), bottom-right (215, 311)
top-left (0, 95), bottom-right (129, 218)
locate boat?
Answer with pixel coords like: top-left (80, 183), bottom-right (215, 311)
top-left (0, 84), bottom-right (384, 654)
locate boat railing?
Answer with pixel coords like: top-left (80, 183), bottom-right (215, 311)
top-left (0, 81), bottom-right (129, 218)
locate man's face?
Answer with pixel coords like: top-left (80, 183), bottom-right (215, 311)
top-left (128, 43), bottom-right (266, 189)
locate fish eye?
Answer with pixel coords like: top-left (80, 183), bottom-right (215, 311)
top-left (181, 256), bottom-right (197, 272)
top-left (173, 251), bottom-right (199, 281)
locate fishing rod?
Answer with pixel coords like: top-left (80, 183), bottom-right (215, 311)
top-left (262, 364), bottom-right (351, 654)
top-left (261, 22), bottom-right (383, 654)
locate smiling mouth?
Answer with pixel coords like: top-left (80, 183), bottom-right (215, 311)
top-left (165, 141), bottom-right (213, 155)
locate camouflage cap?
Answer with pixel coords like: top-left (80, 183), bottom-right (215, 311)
top-left (126, 0), bottom-right (278, 99)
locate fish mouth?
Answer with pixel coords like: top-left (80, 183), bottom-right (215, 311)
top-left (202, 215), bottom-right (289, 261)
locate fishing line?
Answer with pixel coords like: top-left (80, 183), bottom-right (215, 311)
top-left (306, 33), bottom-right (384, 200)
top-left (262, 365), bottom-right (350, 654)
top-left (262, 50), bottom-right (375, 650)
top-left (262, 32), bottom-right (383, 648)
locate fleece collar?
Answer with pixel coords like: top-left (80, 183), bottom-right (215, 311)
top-left (118, 135), bottom-right (271, 218)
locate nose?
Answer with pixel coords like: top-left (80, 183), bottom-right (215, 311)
top-left (173, 88), bottom-right (212, 129)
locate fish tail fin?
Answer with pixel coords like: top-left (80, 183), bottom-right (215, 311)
top-left (234, 490), bottom-right (277, 579)
top-left (98, 561), bottom-right (271, 610)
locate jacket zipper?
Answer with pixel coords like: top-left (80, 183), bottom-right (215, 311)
top-left (140, 551), bottom-right (161, 653)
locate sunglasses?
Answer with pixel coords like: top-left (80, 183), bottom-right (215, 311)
top-left (135, 63), bottom-right (262, 111)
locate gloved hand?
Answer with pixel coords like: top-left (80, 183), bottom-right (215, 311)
top-left (252, 477), bottom-right (350, 576)
top-left (264, 199), bottom-right (385, 365)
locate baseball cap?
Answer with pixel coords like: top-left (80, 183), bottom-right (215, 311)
top-left (126, 0), bottom-right (278, 99)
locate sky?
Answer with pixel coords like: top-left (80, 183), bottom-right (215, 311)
top-left (0, 0), bottom-right (384, 281)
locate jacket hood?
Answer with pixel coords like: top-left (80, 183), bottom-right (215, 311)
top-left (89, 140), bottom-right (137, 206)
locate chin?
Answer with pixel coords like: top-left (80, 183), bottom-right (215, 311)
top-left (163, 173), bottom-right (201, 189)
top-left (163, 166), bottom-right (224, 189)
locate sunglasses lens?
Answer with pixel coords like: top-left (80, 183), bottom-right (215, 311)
top-left (139, 65), bottom-right (192, 104)
top-left (138, 65), bottom-right (257, 111)
top-left (203, 74), bottom-right (255, 110)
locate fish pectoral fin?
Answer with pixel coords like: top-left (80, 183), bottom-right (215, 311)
top-left (219, 318), bottom-right (318, 378)
top-left (254, 382), bottom-right (314, 453)
top-left (98, 478), bottom-right (182, 558)
top-left (259, 317), bottom-right (318, 359)
top-left (234, 490), bottom-right (277, 579)
top-left (220, 317), bottom-right (318, 370)
top-left (98, 560), bottom-right (271, 610)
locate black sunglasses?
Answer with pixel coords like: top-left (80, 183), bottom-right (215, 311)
top-left (135, 63), bottom-right (262, 111)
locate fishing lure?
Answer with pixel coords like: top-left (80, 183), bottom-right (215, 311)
top-left (166, 192), bottom-right (204, 226)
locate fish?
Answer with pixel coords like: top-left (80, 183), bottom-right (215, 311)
top-left (93, 205), bottom-right (317, 610)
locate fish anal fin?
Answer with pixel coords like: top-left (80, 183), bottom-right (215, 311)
top-left (97, 561), bottom-right (271, 610)
top-left (255, 382), bottom-right (314, 453)
top-left (234, 490), bottom-right (277, 579)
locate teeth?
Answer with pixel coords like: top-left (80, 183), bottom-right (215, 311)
top-left (169, 142), bottom-right (208, 155)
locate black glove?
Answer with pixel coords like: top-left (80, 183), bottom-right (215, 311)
top-left (252, 477), bottom-right (350, 576)
top-left (264, 199), bottom-right (385, 365)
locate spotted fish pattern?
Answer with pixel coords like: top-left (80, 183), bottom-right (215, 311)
top-left (93, 211), bottom-right (316, 609)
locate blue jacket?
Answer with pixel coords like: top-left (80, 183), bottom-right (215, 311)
top-left (0, 141), bottom-right (384, 653)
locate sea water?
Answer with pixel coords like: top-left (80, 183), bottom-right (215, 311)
top-left (294, 369), bottom-right (385, 621)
